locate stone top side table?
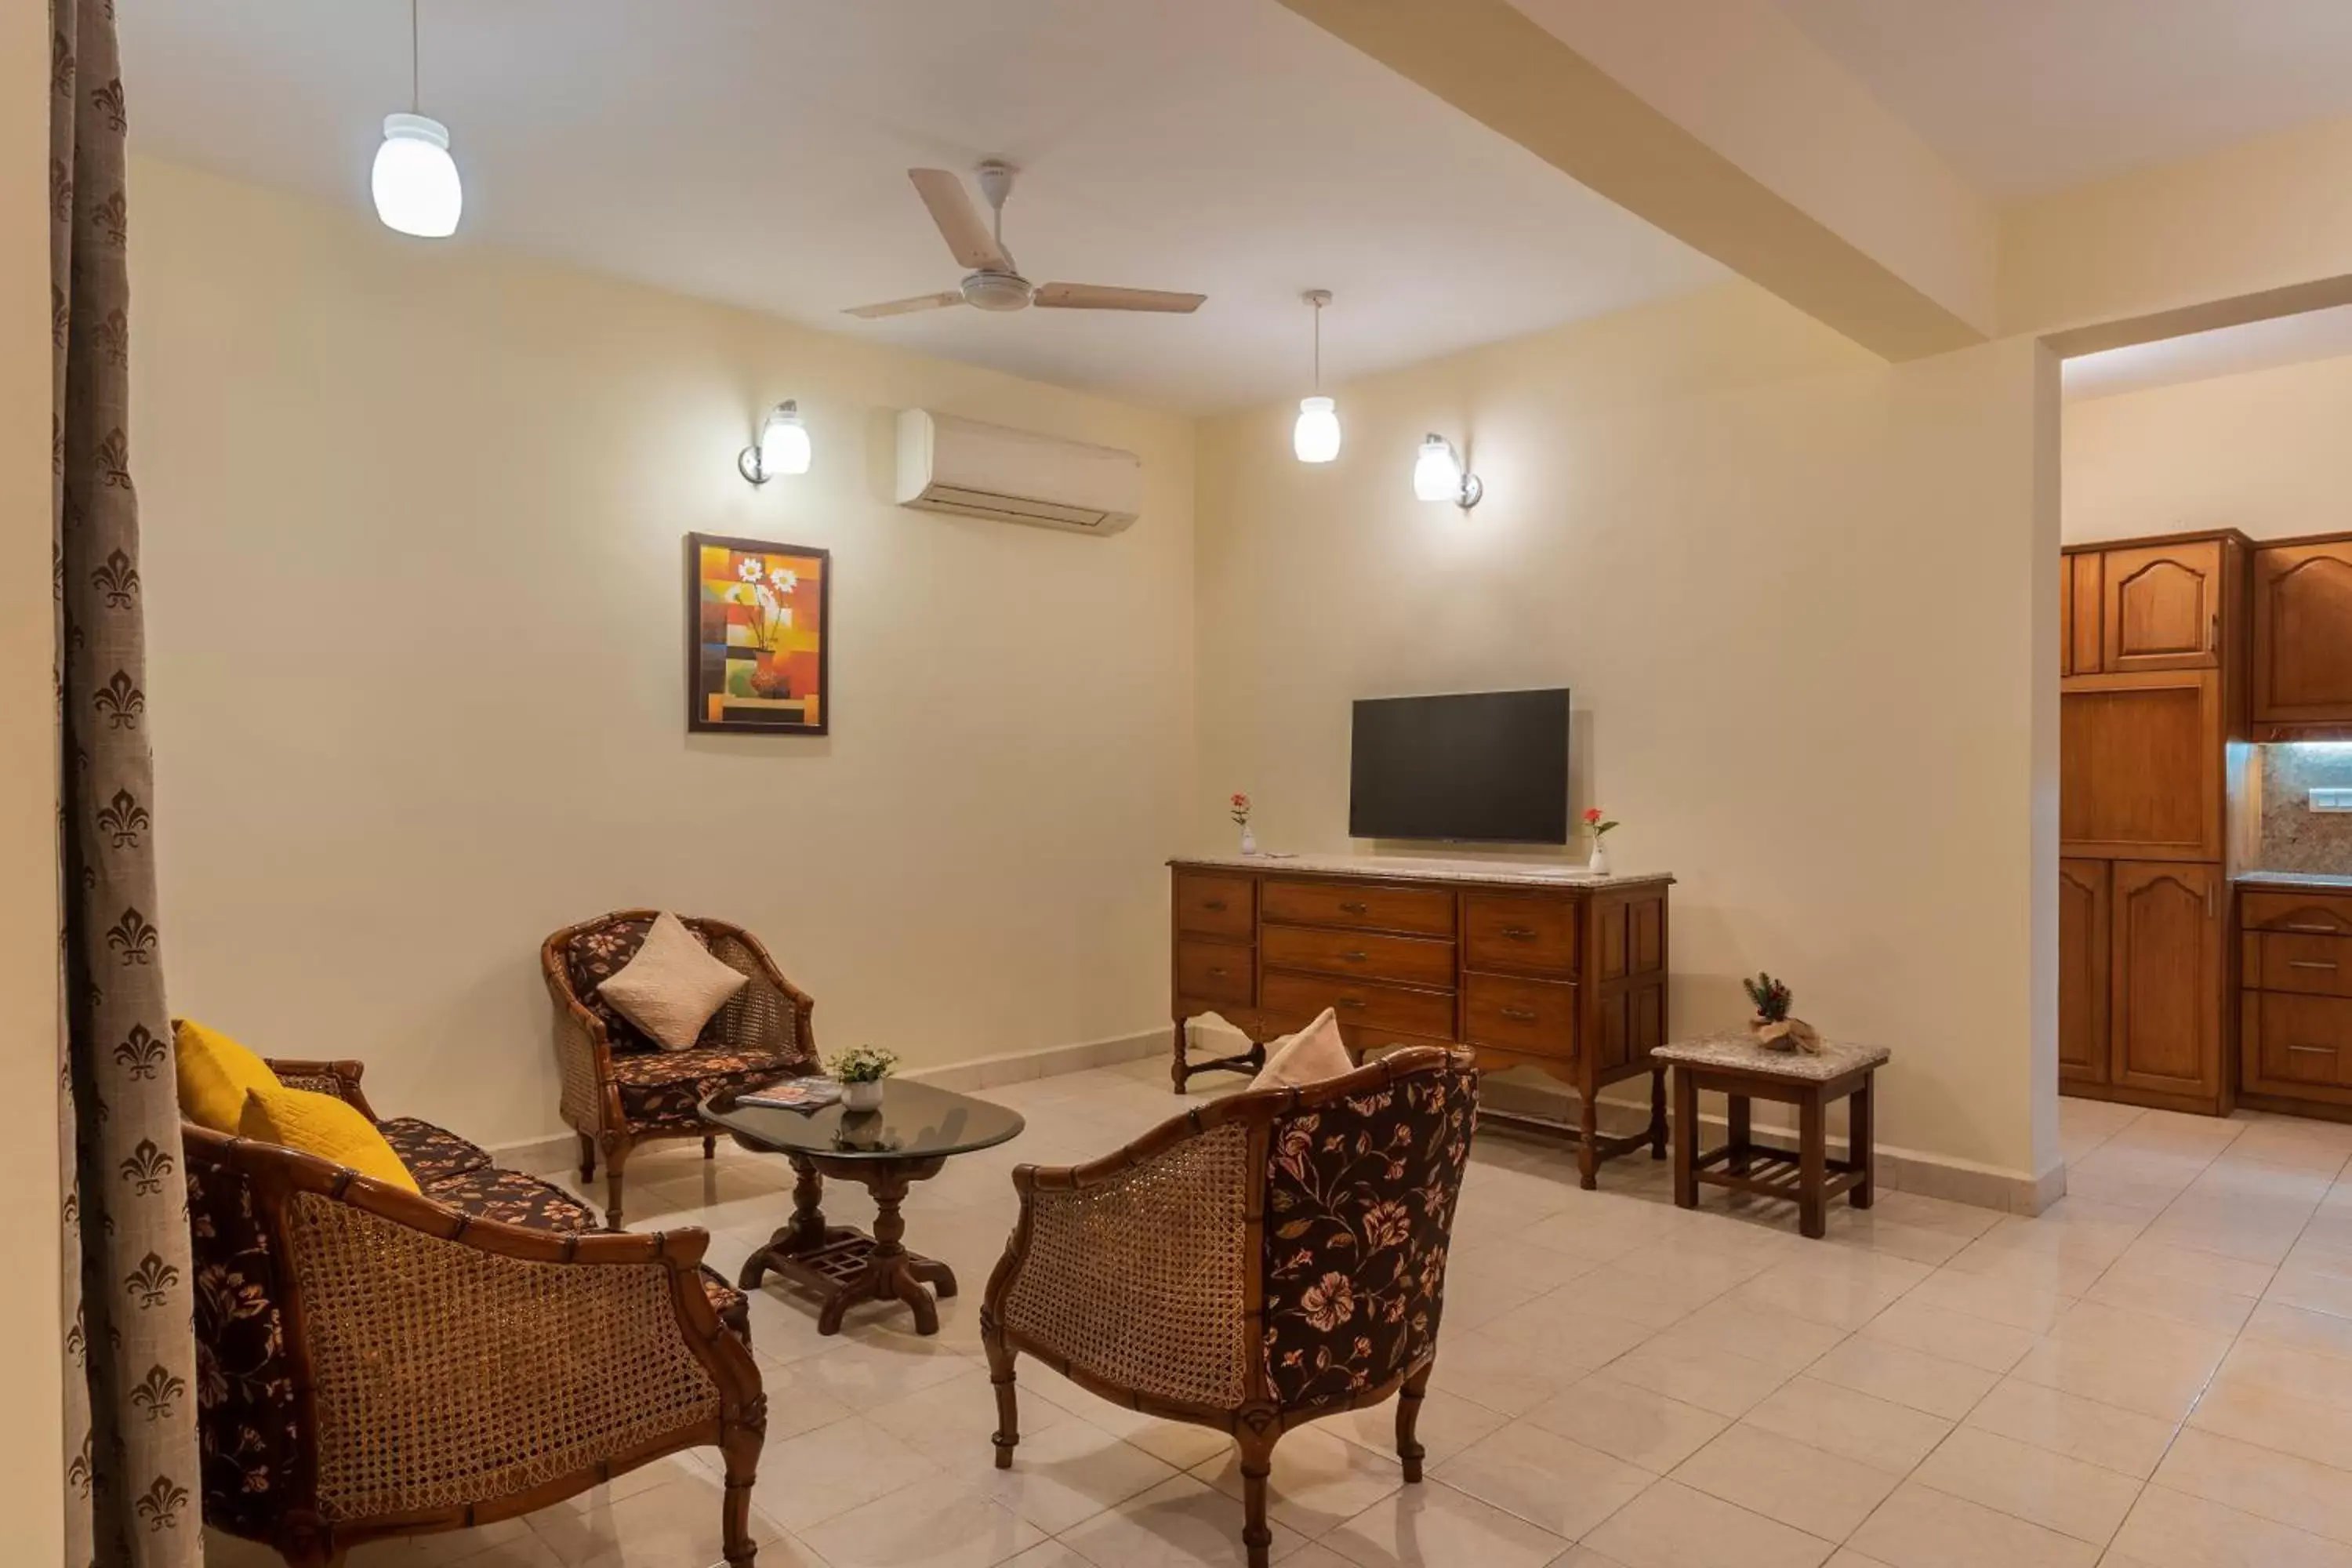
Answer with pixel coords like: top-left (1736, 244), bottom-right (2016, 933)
top-left (1652, 1030), bottom-right (1890, 1239)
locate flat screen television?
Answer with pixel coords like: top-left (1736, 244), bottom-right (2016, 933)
top-left (1348, 688), bottom-right (1570, 844)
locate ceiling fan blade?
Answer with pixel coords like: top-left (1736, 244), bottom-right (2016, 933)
top-left (907, 169), bottom-right (1011, 272)
top-left (842, 292), bottom-right (969, 320)
top-left (1033, 283), bottom-right (1207, 314)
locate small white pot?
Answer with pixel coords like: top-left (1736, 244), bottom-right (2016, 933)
top-left (1239, 825), bottom-right (1258, 856)
top-left (842, 1079), bottom-right (885, 1112)
top-left (1588, 841), bottom-right (1611, 876)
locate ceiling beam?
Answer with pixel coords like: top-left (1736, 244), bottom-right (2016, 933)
top-left (1276, 0), bottom-right (1989, 361)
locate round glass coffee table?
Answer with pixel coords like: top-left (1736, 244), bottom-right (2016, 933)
top-left (702, 1080), bottom-right (1025, 1336)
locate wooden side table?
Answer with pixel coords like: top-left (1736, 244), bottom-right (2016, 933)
top-left (1653, 1031), bottom-right (1889, 1239)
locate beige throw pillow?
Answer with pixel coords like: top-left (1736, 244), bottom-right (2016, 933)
top-left (597, 912), bottom-right (750, 1052)
top-left (1250, 1007), bottom-right (1356, 1091)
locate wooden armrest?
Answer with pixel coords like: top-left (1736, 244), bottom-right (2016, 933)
top-left (263, 1057), bottom-right (379, 1120)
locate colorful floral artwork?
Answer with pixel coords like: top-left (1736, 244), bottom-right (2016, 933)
top-left (688, 534), bottom-right (830, 733)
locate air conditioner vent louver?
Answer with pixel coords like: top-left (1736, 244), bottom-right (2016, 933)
top-left (895, 410), bottom-right (1141, 536)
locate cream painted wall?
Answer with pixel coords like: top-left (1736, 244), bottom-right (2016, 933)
top-left (2064, 354), bottom-right (2352, 543)
top-left (0, 0), bottom-right (64, 1553)
top-left (1196, 284), bottom-right (2060, 1182)
top-left (131, 160), bottom-right (1196, 1149)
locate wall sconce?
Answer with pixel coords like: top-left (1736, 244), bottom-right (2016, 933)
top-left (1413, 434), bottom-right (1482, 509)
top-left (738, 401), bottom-right (811, 485)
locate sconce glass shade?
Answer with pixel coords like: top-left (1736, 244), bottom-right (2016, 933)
top-left (1414, 434), bottom-right (1461, 502)
top-left (1293, 396), bottom-right (1341, 463)
top-left (739, 401), bottom-right (811, 485)
top-left (372, 114), bottom-right (463, 238)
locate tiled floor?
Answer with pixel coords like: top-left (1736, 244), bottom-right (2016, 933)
top-left (205, 1066), bottom-right (2352, 1568)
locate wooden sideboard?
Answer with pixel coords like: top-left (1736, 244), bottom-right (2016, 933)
top-left (1168, 855), bottom-right (1674, 1187)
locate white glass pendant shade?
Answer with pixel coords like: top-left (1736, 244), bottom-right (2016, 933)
top-left (372, 113), bottom-right (462, 238)
top-left (1414, 434), bottom-right (1461, 502)
top-left (1293, 396), bottom-right (1341, 463)
top-left (762, 405), bottom-right (811, 476)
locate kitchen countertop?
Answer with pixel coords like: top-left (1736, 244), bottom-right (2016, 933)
top-left (1171, 851), bottom-right (1674, 890)
top-left (2234, 869), bottom-right (2352, 891)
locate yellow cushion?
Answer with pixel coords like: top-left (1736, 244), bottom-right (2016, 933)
top-left (238, 1082), bottom-right (420, 1193)
top-left (174, 1018), bottom-right (281, 1134)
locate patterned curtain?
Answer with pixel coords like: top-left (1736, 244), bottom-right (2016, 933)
top-left (53, 0), bottom-right (202, 1562)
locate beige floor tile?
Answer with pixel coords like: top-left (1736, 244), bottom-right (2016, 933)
top-left (1432, 1322), bottom-right (1635, 1417)
top-left (1804, 1338), bottom-right (1998, 1421)
top-left (1323, 1383), bottom-right (1506, 1472)
top-left (1842, 1480), bottom-right (2100, 1568)
top-left (2209, 1331), bottom-right (2352, 1410)
top-left (1480, 1293), bottom-right (1669, 1367)
top-left (1823, 1555), bottom-right (1897, 1568)
top-left (866, 1365), bottom-right (1070, 1468)
top-left (524, 1474), bottom-right (803, 1568)
top-left (1430, 1418), bottom-right (1654, 1540)
top-left (1958, 1375), bottom-right (2176, 1479)
top-left (1663, 1297), bottom-right (1851, 1374)
top-left (1670, 1421), bottom-right (1900, 1541)
top-left (1731, 1252), bottom-right (1933, 1331)
top-left (1061, 1473), bottom-right (1309, 1568)
top-left (1523, 1372), bottom-right (1732, 1473)
top-left (1898, 1269), bottom-right (2074, 1334)
top-left (1932, 1241), bottom-right (2109, 1300)
top-left (982, 1412), bottom-right (1184, 1534)
top-left (1198, 1424), bottom-right (1406, 1539)
top-left (997, 1544), bottom-right (1099, 1568)
top-left (2245, 1298), bottom-right (2352, 1363)
top-left (1855, 1298), bottom-right (2038, 1374)
top-left (1602, 1336), bottom-right (1795, 1418)
top-left (1025, 1367), bottom-right (1235, 1471)
top-left (1744, 1375), bottom-right (1954, 1475)
top-left (1322, 1478), bottom-right (1573, 1568)
top-left (2082, 1270), bottom-right (2258, 1335)
top-left (2186, 1362), bottom-right (2352, 1465)
top-left (2008, 1304), bottom-right (2232, 1423)
top-left (749, 1415), bottom-right (946, 1533)
top-left (1559, 1550), bottom-right (1641, 1568)
top-left (2154, 1427), bottom-right (2352, 1544)
top-left (1906, 1425), bottom-right (2140, 1545)
top-left (797, 1479), bottom-right (1044, 1568)
top-left (2106, 1483), bottom-right (2352, 1568)
top-left (1581, 1478), bottom-right (1833, 1568)
top-left (2100, 1239), bottom-right (2276, 1300)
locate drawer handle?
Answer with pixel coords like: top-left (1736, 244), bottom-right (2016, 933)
top-left (2285, 923), bottom-right (2339, 934)
top-left (1203, 899), bottom-right (1227, 913)
top-left (1336, 997), bottom-right (1367, 1011)
top-left (2288, 960), bottom-right (2340, 971)
top-left (1499, 1006), bottom-right (1538, 1022)
top-left (1207, 967), bottom-right (1229, 978)
top-left (1339, 900), bottom-right (1369, 915)
top-left (2288, 1044), bottom-right (2336, 1055)
top-left (1501, 926), bottom-right (1538, 941)
top-left (1341, 950), bottom-right (1369, 963)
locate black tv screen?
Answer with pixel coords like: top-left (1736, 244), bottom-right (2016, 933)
top-left (1348, 689), bottom-right (1570, 844)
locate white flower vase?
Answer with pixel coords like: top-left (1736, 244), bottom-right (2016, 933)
top-left (1588, 840), bottom-right (1611, 876)
top-left (1239, 825), bottom-right (1258, 856)
top-left (843, 1079), bottom-right (884, 1112)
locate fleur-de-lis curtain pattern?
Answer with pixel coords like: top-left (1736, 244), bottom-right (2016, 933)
top-left (52, 1), bottom-right (201, 1563)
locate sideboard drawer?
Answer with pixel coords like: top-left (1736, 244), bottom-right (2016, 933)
top-left (1464, 973), bottom-right (1577, 1060)
top-left (2249, 989), bottom-right (2352, 1090)
top-left (2250, 931), bottom-right (2352, 997)
top-left (1463, 894), bottom-right (1577, 977)
top-left (1261, 879), bottom-right (1455, 937)
top-left (1260, 970), bottom-right (1457, 1040)
top-left (1175, 873), bottom-right (1254, 940)
top-left (1261, 925), bottom-right (1456, 989)
top-left (1175, 939), bottom-right (1253, 1007)
top-left (2241, 889), bottom-right (2352, 936)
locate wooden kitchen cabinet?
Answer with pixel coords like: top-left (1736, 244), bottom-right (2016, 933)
top-left (2252, 539), bottom-right (2352, 731)
top-left (2060, 670), bottom-right (2225, 861)
top-left (2058, 858), bottom-right (2111, 1088)
top-left (2061, 549), bottom-right (2106, 676)
top-left (2240, 880), bottom-right (2352, 1116)
top-left (2100, 539), bottom-right (2230, 672)
top-left (2108, 860), bottom-right (2227, 1108)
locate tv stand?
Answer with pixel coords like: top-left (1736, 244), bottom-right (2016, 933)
top-left (1167, 854), bottom-right (1674, 1188)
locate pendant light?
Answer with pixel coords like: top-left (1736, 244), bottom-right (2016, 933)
top-left (372, 0), bottom-right (463, 238)
top-left (1292, 289), bottom-right (1341, 463)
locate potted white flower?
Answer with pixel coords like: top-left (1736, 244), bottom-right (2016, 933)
top-left (830, 1045), bottom-right (899, 1112)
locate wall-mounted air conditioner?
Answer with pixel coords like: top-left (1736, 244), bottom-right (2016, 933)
top-left (894, 409), bottom-right (1142, 535)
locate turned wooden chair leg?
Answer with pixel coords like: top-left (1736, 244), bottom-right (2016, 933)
top-left (704, 1134), bottom-right (717, 1160)
top-left (720, 1419), bottom-right (764, 1568)
top-left (1238, 1430), bottom-right (1276, 1568)
top-left (604, 1145), bottom-right (630, 1231)
top-left (1396, 1361), bottom-right (1432, 1483)
top-left (982, 1324), bottom-right (1022, 1468)
top-left (577, 1131), bottom-right (597, 1181)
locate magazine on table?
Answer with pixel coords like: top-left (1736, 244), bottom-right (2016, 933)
top-left (736, 1076), bottom-right (843, 1112)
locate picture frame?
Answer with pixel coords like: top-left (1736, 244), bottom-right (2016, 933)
top-left (687, 532), bottom-right (832, 735)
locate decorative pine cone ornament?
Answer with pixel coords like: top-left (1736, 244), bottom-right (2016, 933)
top-left (1743, 972), bottom-right (1821, 1054)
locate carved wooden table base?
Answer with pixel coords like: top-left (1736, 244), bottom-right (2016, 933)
top-left (737, 1152), bottom-right (956, 1334)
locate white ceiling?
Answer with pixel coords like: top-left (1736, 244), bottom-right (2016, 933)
top-left (118, 0), bottom-right (1724, 413)
top-left (1770, 0), bottom-right (2352, 198)
top-left (2063, 303), bottom-right (2352, 401)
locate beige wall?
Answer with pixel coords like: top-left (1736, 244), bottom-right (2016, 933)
top-left (0, 0), bottom-right (64, 1552)
top-left (132, 161), bottom-right (1196, 1149)
top-left (2064, 354), bottom-right (2352, 543)
top-left (1195, 283), bottom-right (2060, 1183)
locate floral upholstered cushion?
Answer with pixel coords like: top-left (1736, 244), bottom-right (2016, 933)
top-left (187, 1149), bottom-right (301, 1541)
top-left (563, 915), bottom-right (735, 1055)
top-left (423, 1167), bottom-right (601, 1232)
top-left (1261, 1059), bottom-right (1478, 1413)
top-left (607, 1046), bottom-right (797, 1131)
top-left (376, 1117), bottom-right (493, 1185)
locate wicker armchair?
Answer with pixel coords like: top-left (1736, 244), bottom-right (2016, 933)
top-left (185, 1058), bottom-right (765, 1568)
top-left (543, 909), bottom-right (818, 1228)
top-left (981, 1046), bottom-right (1479, 1568)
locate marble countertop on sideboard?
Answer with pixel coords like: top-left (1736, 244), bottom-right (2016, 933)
top-left (1170, 851), bottom-right (1675, 891)
top-left (2234, 869), bottom-right (2352, 891)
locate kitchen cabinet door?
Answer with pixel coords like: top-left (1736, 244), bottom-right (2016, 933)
top-left (2109, 860), bottom-right (2224, 1104)
top-left (2060, 670), bottom-right (2223, 860)
top-left (2063, 551), bottom-right (2104, 677)
top-left (2252, 540), bottom-right (2352, 727)
top-left (2059, 858), bottom-right (2110, 1087)
top-left (2102, 540), bottom-right (2225, 672)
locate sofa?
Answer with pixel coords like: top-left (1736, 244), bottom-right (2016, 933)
top-left (184, 1054), bottom-right (764, 1567)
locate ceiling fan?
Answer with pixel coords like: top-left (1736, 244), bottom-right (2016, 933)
top-left (844, 161), bottom-right (1207, 321)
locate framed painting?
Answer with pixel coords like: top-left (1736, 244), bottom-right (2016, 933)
top-left (688, 533), bottom-right (831, 734)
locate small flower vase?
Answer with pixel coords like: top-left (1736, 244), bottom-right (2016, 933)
top-left (842, 1079), bottom-right (884, 1112)
top-left (1588, 840), bottom-right (1610, 876)
top-left (1239, 824), bottom-right (1258, 856)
